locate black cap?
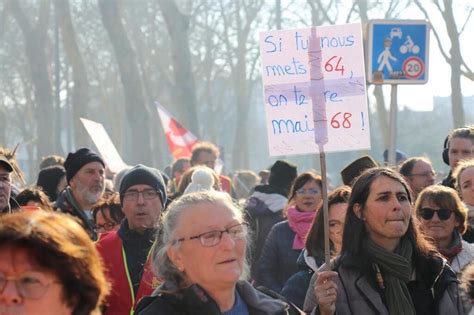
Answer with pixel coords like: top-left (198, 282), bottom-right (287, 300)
top-left (119, 164), bottom-right (167, 207)
top-left (268, 160), bottom-right (298, 193)
top-left (64, 148), bottom-right (105, 184)
top-left (0, 155), bottom-right (13, 172)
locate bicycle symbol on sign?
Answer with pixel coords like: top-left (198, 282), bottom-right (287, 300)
top-left (399, 35), bottom-right (420, 54)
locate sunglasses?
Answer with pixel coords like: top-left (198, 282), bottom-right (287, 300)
top-left (419, 208), bottom-right (453, 221)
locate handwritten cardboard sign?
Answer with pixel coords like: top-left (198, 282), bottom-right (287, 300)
top-left (260, 23), bottom-right (370, 156)
top-left (80, 118), bottom-right (129, 174)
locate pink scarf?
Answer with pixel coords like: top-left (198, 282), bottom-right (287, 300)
top-left (287, 206), bottom-right (316, 250)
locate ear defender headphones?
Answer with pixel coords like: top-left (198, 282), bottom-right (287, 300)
top-left (443, 126), bottom-right (474, 166)
top-left (442, 135), bottom-right (450, 166)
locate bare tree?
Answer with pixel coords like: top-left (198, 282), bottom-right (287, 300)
top-left (158, 0), bottom-right (200, 136)
top-left (55, 0), bottom-right (90, 148)
top-left (8, 0), bottom-right (54, 160)
top-left (414, 0), bottom-right (473, 127)
top-left (216, 0), bottom-right (264, 169)
top-left (98, 0), bottom-right (152, 165)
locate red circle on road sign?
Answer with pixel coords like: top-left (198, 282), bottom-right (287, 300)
top-left (402, 56), bottom-right (424, 79)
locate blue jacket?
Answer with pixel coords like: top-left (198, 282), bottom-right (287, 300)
top-left (256, 221), bottom-right (301, 293)
top-left (281, 250), bottom-right (324, 309)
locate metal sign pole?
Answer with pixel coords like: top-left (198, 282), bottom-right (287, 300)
top-left (388, 84), bottom-right (398, 167)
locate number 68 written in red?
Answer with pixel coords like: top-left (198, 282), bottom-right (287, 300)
top-left (331, 112), bottom-right (352, 129)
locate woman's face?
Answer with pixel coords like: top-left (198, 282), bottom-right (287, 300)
top-left (294, 180), bottom-right (322, 212)
top-left (418, 200), bottom-right (459, 246)
top-left (95, 208), bottom-right (119, 233)
top-left (328, 202), bottom-right (348, 251)
top-left (168, 203), bottom-right (246, 291)
top-left (459, 167), bottom-right (474, 206)
top-left (0, 245), bottom-right (73, 315)
top-left (357, 176), bottom-right (411, 251)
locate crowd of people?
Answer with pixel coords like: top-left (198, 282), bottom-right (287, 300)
top-left (0, 126), bottom-right (474, 314)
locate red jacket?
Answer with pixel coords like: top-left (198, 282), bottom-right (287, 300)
top-left (96, 231), bottom-right (160, 315)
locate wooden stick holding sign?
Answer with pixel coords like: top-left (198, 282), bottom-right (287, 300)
top-left (308, 27), bottom-right (331, 266)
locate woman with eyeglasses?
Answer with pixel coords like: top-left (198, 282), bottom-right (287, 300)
top-left (256, 172), bottom-right (322, 293)
top-left (135, 191), bottom-right (303, 314)
top-left (0, 211), bottom-right (109, 314)
top-left (308, 167), bottom-right (463, 315)
top-left (92, 193), bottom-right (125, 236)
top-left (415, 185), bottom-right (474, 273)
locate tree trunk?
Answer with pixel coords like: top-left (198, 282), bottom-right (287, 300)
top-left (158, 0), bottom-right (200, 136)
top-left (9, 0), bottom-right (54, 159)
top-left (98, 0), bottom-right (152, 165)
top-left (443, 0), bottom-right (464, 127)
top-left (55, 0), bottom-right (90, 148)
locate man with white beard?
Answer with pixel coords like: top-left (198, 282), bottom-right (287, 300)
top-left (55, 148), bottom-right (105, 240)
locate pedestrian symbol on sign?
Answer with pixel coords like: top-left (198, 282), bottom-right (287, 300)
top-left (377, 38), bottom-right (397, 74)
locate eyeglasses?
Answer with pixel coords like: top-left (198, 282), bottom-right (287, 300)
top-left (419, 208), bottom-right (453, 221)
top-left (95, 221), bottom-right (116, 231)
top-left (172, 223), bottom-right (248, 247)
top-left (0, 271), bottom-right (58, 299)
top-left (296, 188), bottom-right (321, 196)
top-left (123, 189), bottom-right (160, 202)
top-left (408, 171), bottom-right (436, 178)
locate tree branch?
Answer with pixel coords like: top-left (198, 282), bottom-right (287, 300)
top-left (413, 0), bottom-right (452, 64)
top-left (458, 7), bottom-right (473, 36)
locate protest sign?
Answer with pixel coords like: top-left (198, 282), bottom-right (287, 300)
top-left (260, 23), bottom-right (370, 156)
top-left (80, 118), bottom-right (128, 174)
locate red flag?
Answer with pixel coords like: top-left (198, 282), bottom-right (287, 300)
top-left (155, 102), bottom-right (198, 159)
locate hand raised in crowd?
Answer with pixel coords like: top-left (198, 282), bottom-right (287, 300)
top-left (314, 270), bottom-right (338, 315)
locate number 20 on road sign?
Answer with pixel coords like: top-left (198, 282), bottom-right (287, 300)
top-left (403, 56), bottom-right (424, 79)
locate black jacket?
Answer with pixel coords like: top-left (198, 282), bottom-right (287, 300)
top-left (256, 221), bottom-right (301, 293)
top-left (245, 185), bottom-right (288, 279)
top-left (54, 187), bottom-right (97, 240)
top-left (117, 220), bottom-right (156, 296)
top-left (135, 280), bottom-right (304, 315)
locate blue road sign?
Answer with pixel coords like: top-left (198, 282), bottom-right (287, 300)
top-left (367, 20), bottom-right (430, 84)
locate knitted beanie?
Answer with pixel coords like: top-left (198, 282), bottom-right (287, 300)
top-left (119, 164), bottom-right (167, 207)
top-left (64, 148), bottom-right (105, 183)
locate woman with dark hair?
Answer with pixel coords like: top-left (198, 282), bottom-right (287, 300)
top-left (305, 167), bottom-right (463, 314)
top-left (415, 185), bottom-right (474, 273)
top-left (92, 193), bottom-right (125, 234)
top-left (14, 187), bottom-right (54, 211)
top-left (0, 211), bottom-right (109, 314)
top-left (281, 185), bottom-right (351, 309)
top-left (36, 165), bottom-right (67, 202)
top-left (256, 171), bottom-right (322, 293)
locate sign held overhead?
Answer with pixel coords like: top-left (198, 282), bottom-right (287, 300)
top-left (259, 23), bottom-right (370, 157)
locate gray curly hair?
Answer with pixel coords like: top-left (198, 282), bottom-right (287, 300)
top-left (152, 191), bottom-right (250, 289)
